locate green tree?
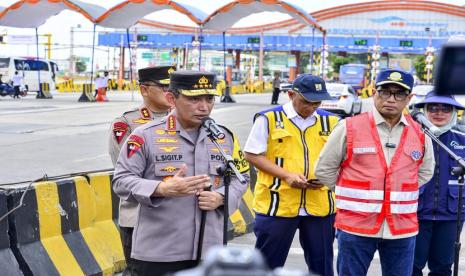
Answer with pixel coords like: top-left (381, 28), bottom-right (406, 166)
top-left (331, 56), bottom-right (354, 74)
top-left (413, 55), bottom-right (427, 82)
top-left (75, 61), bottom-right (87, 73)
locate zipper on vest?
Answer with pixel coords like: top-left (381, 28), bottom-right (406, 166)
top-left (300, 129), bottom-right (310, 210)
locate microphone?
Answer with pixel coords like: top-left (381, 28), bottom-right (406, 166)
top-left (410, 110), bottom-right (442, 136)
top-left (201, 117), bottom-right (226, 139)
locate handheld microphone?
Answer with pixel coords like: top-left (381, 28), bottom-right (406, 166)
top-left (410, 110), bottom-right (442, 136)
top-left (201, 117), bottom-right (226, 139)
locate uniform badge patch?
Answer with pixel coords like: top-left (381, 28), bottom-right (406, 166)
top-left (159, 146), bottom-right (178, 153)
top-left (133, 118), bottom-right (151, 124)
top-left (156, 129), bottom-right (166, 135)
top-left (140, 107), bottom-right (151, 120)
top-left (167, 115), bottom-right (176, 131)
top-left (410, 150), bottom-right (423, 161)
top-left (214, 176), bottom-right (221, 188)
top-left (127, 135), bottom-right (144, 158)
top-left (156, 138), bottom-right (178, 143)
top-left (113, 122), bottom-right (128, 144)
top-left (160, 166), bottom-right (179, 173)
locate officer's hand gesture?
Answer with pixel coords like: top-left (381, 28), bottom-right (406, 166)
top-left (198, 185), bottom-right (224, 211)
top-left (154, 164), bottom-right (210, 197)
top-left (283, 173), bottom-right (308, 189)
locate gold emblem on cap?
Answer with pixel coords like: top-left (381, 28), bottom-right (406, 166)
top-left (197, 76), bottom-right (211, 88)
top-left (388, 72), bottom-right (403, 81)
top-left (168, 68), bottom-right (175, 74)
top-left (199, 76), bottom-right (209, 84)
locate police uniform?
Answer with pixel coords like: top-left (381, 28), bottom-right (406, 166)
top-left (108, 65), bottom-right (175, 273)
top-left (112, 71), bottom-right (249, 276)
top-left (244, 74), bottom-right (338, 276)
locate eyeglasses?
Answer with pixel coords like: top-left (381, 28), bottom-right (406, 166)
top-left (377, 89), bottom-right (409, 101)
top-left (141, 83), bottom-right (169, 92)
top-left (426, 104), bottom-right (453, 113)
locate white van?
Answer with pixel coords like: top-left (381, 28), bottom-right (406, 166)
top-left (0, 57), bottom-right (58, 92)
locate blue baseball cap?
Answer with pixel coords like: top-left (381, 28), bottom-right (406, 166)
top-left (414, 92), bottom-right (465, 110)
top-left (291, 74), bottom-right (332, 102)
top-left (376, 69), bottom-right (414, 91)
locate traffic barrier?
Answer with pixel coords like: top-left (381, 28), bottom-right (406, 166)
top-left (0, 191), bottom-right (22, 275)
top-left (78, 84), bottom-right (95, 102)
top-left (228, 186), bottom-right (255, 239)
top-left (87, 172), bottom-right (125, 271)
top-left (37, 82), bottom-right (53, 99)
top-left (57, 80), bottom-right (74, 93)
top-left (7, 177), bottom-right (124, 275)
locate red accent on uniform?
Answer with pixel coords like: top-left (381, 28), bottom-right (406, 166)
top-left (113, 122), bottom-right (129, 144)
top-left (127, 135), bottom-right (145, 158)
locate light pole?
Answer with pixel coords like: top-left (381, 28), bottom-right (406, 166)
top-left (69, 24), bottom-right (81, 77)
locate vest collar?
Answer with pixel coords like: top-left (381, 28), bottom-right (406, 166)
top-left (372, 107), bottom-right (410, 127)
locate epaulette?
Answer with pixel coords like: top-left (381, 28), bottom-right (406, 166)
top-left (122, 107), bottom-right (139, 116)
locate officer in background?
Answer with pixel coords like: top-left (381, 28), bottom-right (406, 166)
top-left (412, 93), bottom-right (465, 276)
top-left (315, 69), bottom-right (435, 276)
top-left (109, 65), bottom-right (175, 274)
top-left (244, 74), bottom-right (339, 275)
top-left (112, 70), bottom-right (249, 276)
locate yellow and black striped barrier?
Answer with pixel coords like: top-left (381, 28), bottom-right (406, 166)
top-left (7, 176), bottom-right (124, 275)
top-left (0, 191), bottom-right (22, 275)
top-left (2, 170), bottom-right (255, 274)
top-left (78, 84), bottom-right (95, 102)
top-left (37, 82), bottom-right (53, 99)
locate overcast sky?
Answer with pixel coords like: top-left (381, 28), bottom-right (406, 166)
top-left (0, 0), bottom-right (464, 62)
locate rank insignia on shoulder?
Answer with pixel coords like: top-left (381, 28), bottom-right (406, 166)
top-left (319, 131), bottom-right (331, 136)
top-left (140, 107), bottom-right (151, 120)
top-left (160, 166), bottom-right (179, 173)
top-left (113, 122), bottom-right (129, 144)
top-left (127, 135), bottom-right (144, 158)
top-left (166, 115), bottom-right (176, 131)
top-left (159, 146), bottom-right (178, 153)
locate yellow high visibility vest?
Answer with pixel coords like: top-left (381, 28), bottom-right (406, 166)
top-left (253, 108), bottom-right (339, 217)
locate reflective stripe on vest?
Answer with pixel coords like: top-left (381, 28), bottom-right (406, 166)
top-left (335, 112), bottom-right (424, 235)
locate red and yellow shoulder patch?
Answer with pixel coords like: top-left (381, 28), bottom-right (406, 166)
top-left (166, 115), bottom-right (176, 131)
top-left (127, 134), bottom-right (144, 158)
top-left (113, 121), bottom-right (129, 144)
top-left (140, 107), bottom-right (151, 120)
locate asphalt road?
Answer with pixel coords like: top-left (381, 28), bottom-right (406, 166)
top-left (0, 91), bottom-right (463, 275)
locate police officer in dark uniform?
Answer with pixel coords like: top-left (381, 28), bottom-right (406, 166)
top-left (109, 65), bottom-right (175, 274)
top-left (113, 70), bottom-right (249, 276)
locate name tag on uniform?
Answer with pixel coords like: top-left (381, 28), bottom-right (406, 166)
top-left (353, 147), bottom-right (376, 154)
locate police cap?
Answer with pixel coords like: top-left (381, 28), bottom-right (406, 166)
top-left (138, 65), bottom-right (176, 85)
top-left (169, 70), bottom-right (219, 96)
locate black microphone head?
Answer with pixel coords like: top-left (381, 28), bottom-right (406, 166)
top-left (201, 117), bottom-right (214, 126)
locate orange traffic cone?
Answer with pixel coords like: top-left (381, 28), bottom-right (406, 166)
top-left (95, 87), bottom-right (108, 102)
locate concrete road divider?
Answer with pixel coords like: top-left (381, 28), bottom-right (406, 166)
top-left (87, 172), bottom-right (125, 271)
top-left (0, 191), bottom-right (22, 276)
top-left (2, 169), bottom-right (255, 274)
top-left (7, 177), bottom-right (124, 275)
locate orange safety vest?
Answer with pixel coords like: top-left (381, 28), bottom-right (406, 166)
top-left (335, 112), bottom-right (425, 235)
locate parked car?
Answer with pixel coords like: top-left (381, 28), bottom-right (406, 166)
top-left (320, 83), bottom-right (362, 117)
top-left (408, 85), bottom-right (434, 112)
top-left (279, 81), bottom-right (292, 92)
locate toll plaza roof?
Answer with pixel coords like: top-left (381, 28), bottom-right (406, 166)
top-left (0, 0), bottom-right (106, 28)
